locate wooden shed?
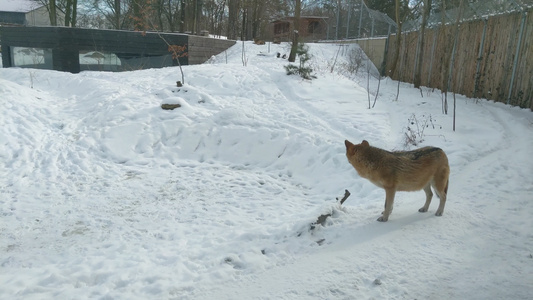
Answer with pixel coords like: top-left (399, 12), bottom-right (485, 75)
top-left (272, 16), bottom-right (328, 42)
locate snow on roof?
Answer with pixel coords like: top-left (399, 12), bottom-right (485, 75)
top-left (0, 0), bottom-right (44, 13)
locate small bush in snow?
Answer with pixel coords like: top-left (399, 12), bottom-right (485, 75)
top-left (403, 113), bottom-right (442, 147)
top-left (284, 44), bottom-right (316, 80)
top-left (346, 47), bottom-right (364, 74)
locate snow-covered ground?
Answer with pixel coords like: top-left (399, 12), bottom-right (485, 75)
top-left (1, 41), bottom-right (532, 299)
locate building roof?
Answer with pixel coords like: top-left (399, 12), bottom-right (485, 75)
top-left (272, 16), bottom-right (328, 23)
top-left (0, 0), bottom-right (44, 13)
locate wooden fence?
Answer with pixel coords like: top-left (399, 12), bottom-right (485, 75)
top-left (384, 9), bottom-right (532, 110)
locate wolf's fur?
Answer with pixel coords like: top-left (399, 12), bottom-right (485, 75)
top-left (344, 140), bottom-right (450, 222)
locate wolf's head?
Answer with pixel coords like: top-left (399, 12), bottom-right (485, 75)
top-left (344, 140), bottom-right (369, 158)
top-left (344, 140), bottom-right (372, 176)
top-left (344, 140), bottom-right (376, 178)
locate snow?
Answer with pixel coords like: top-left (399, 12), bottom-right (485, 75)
top-left (1, 41), bottom-right (532, 299)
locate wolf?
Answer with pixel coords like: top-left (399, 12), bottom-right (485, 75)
top-left (344, 140), bottom-right (450, 222)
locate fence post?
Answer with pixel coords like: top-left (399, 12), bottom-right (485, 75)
top-left (473, 18), bottom-right (488, 99)
top-left (507, 10), bottom-right (527, 105)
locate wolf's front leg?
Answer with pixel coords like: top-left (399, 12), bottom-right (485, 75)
top-left (378, 188), bottom-right (396, 222)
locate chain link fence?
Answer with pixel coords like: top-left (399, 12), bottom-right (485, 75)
top-left (325, 0), bottom-right (533, 39)
top-left (404, 0), bottom-right (533, 31)
top-left (325, 0), bottom-right (397, 40)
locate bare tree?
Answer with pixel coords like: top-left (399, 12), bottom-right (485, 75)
top-left (114, 0), bottom-right (122, 28)
top-left (63, 0), bottom-right (78, 27)
top-left (388, 0), bottom-right (402, 77)
top-left (288, 0), bottom-right (301, 62)
top-left (36, 0), bottom-right (80, 27)
top-left (414, 0), bottom-right (431, 88)
top-left (48, 0), bottom-right (58, 25)
top-left (179, 0), bottom-right (185, 32)
top-left (440, 0), bottom-right (464, 114)
top-left (132, 0), bottom-right (144, 31)
top-left (89, 0), bottom-right (128, 29)
top-left (227, 0), bottom-right (240, 39)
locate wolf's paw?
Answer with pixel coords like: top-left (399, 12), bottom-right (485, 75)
top-left (435, 210), bottom-right (443, 216)
top-left (377, 216), bottom-right (388, 222)
top-left (418, 207), bottom-right (428, 213)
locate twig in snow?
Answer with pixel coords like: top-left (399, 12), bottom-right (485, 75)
top-left (311, 189), bottom-right (351, 228)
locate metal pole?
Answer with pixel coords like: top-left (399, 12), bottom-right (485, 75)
top-left (358, 0), bottom-right (364, 38)
top-left (380, 24), bottom-right (392, 76)
top-left (346, 3), bottom-right (351, 39)
top-left (336, 0), bottom-right (340, 40)
top-left (507, 10), bottom-right (527, 105)
top-left (371, 17), bottom-right (375, 37)
top-left (473, 18), bottom-right (487, 98)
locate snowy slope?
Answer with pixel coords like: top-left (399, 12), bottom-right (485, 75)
top-left (1, 41), bottom-right (532, 299)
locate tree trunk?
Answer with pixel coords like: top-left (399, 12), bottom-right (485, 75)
top-left (193, 0), bottom-right (202, 34)
top-left (165, 0), bottom-right (175, 32)
top-left (227, 0), bottom-right (239, 39)
top-left (71, 0), bottom-right (77, 27)
top-left (155, 0), bottom-right (164, 30)
top-left (388, 0), bottom-right (402, 77)
top-left (441, 0), bottom-right (464, 114)
top-left (133, 0), bottom-right (143, 31)
top-left (114, 0), bottom-right (121, 29)
top-left (241, 6), bottom-right (246, 40)
top-left (414, 0), bottom-right (431, 88)
top-left (246, 5), bottom-right (253, 40)
top-left (180, 0), bottom-right (185, 32)
top-left (65, 0), bottom-right (71, 26)
top-left (63, 0), bottom-right (78, 27)
top-left (288, 0), bottom-right (301, 63)
top-left (251, 0), bottom-right (264, 39)
top-left (49, 0), bottom-right (57, 26)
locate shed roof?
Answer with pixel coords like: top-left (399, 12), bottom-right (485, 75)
top-left (0, 0), bottom-right (44, 13)
top-left (272, 16), bottom-right (328, 24)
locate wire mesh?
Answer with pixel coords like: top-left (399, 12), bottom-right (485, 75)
top-left (341, 0), bottom-right (398, 39)
top-left (405, 0), bottom-right (533, 31)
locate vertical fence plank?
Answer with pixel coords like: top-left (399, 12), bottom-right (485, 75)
top-left (383, 10), bottom-right (532, 109)
top-left (473, 19), bottom-right (488, 99)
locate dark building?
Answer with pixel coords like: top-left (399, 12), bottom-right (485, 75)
top-left (1, 26), bottom-right (235, 73)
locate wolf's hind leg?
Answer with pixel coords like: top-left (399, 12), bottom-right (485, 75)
top-left (434, 179), bottom-right (448, 216)
top-left (419, 183), bottom-right (433, 213)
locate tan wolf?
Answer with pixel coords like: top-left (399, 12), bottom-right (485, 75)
top-left (344, 140), bottom-right (450, 222)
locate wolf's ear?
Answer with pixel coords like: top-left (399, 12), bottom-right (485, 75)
top-left (345, 140), bottom-right (354, 149)
top-left (345, 140), bottom-right (357, 155)
top-left (361, 140), bottom-right (369, 147)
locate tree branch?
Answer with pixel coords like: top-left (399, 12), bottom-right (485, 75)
top-left (312, 189), bottom-right (351, 228)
